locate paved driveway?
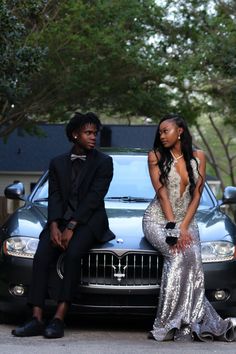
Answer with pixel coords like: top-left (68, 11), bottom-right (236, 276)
top-left (1, 317), bottom-right (236, 354)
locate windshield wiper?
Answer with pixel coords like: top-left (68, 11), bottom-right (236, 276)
top-left (35, 196), bottom-right (151, 203)
top-left (105, 196), bottom-right (151, 202)
top-left (33, 198), bottom-right (48, 203)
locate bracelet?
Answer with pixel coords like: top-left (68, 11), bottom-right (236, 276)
top-left (66, 221), bottom-right (77, 230)
top-left (165, 228), bottom-right (179, 238)
top-left (165, 221), bottom-right (176, 230)
top-left (164, 222), bottom-right (179, 246)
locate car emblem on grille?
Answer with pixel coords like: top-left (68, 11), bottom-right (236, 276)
top-left (112, 259), bottom-right (127, 282)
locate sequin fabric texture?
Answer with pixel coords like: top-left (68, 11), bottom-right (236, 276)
top-left (142, 158), bottom-right (235, 342)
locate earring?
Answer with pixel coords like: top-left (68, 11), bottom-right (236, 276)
top-left (178, 135), bottom-right (181, 140)
top-left (74, 136), bottom-right (78, 139)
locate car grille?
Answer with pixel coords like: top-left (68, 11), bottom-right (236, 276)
top-left (57, 252), bottom-right (160, 288)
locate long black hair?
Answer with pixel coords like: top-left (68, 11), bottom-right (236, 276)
top-left (153, 113), bottom-right (201, 198)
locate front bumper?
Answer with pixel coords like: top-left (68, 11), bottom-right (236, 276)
top-left (203, 259), bottom-right (236, 316)
top-left (1, 255), bottom-right (236, 317)
top-left (0, 254), bottom-right (160, 316)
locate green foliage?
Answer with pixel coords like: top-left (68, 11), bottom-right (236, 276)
top-left (1, 0), bottom-right (236, 192)
top-left (32, 0), bottom-right (171, 120)
top-left (150, 0), bottom-right (236, 187)
top-left (0, 0), bottom-right (47, 135)
top-left (0, 0), bottom-right (173, 136)
top-left (160, 0), bottom-right (236, 126)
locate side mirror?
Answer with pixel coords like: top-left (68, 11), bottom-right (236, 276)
top-left (222, 186), bottom-right (236, 205)
top-left (4, 182), bottom-right (25, 200)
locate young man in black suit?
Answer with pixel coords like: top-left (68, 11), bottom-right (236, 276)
top-left (12, 112), bottom-right (114, 338)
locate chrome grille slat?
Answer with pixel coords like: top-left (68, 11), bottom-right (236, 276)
top-left (103, 254), bottom-right (106, 285)
top-left (125, 255), bottom-right (128, 283)
top-left (95, 254), bottom-right (98, 285)
top-left (141, 255), bottom-right (144, 285)
top-left (80, 258), bottom-right (83, 283)
top-left (134, 254), bottom-right (136, 285)
top-left (148, 255), bottom-right (151, 284)
top-left (88, 254), bottom-right (91, 284)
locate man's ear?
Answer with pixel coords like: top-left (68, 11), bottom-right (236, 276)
top-left (72, 130), bottom-right (78, 140)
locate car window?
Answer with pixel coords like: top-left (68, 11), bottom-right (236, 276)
top-left (199, 187), bottom-right (214, 208)
top-left (31, 154), bottom-right (215, 208)
top-left (31, 177), bottom-right (48, 204)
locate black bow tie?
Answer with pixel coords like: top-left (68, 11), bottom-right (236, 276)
top-left (70, 153), bottom-right (87, 162)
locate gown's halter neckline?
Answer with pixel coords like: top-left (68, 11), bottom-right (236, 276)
top-left (170, 150), bottom-right (183, 164)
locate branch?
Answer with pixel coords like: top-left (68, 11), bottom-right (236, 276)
top-left (0, 113), bottom-right (25, 137)
top-left (1, 100), bottom-right (9, 116)
top-left (24, 0), bottom-right (63, 46)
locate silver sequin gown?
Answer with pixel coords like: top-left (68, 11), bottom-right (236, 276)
top-left (142, 158), bottom-right (235, 341)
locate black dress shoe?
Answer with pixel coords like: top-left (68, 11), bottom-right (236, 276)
top-left (44, 318), bottom-right (64, 339)
top-left (12, 317), bottom-right (45, 337)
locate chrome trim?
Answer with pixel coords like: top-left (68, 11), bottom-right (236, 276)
top-left (78, 284), bottom-right (160, 290)
top-left (86, 249), bottom-right (158, 257)
top-left (70, 304), bottom-right (157, 309)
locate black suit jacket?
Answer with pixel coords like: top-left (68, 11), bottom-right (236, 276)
top-left (47, 148), bottom-right (115, 243)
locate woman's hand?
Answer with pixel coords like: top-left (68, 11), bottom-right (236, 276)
top-left (171, 225), bottom-right (192, 253)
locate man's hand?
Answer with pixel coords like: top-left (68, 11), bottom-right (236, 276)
top-left (61, 229), bottom-right (74, 250)
top-left (50, 222), bottom-right (62, 248)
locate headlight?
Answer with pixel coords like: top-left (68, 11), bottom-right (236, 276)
top-left (3, 237), bottom-right (39, 258)
top-left (201, 241), bottom-right (235, 263)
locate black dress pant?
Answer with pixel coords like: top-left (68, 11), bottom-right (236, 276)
top-left (28, 224), bottom-right (95, 308)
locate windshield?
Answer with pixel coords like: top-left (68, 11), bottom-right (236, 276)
top-left (31, 154), bottom-right (215, 207)
top-left (106, 155), bottom-right (154, 200)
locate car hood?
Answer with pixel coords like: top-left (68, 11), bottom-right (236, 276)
top-left (2, 201), bottom-right (236, 251)
top-left (2, 202), bottom-right (47, 239)
top-left (196, 206), bottom-right (236, 243)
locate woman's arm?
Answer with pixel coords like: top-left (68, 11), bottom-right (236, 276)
top-left (175, 150), bottom-right (206, 252)
top-left (181, 150), bottom-right (206, 230)
top-left (148, 150), bottom-right (175, 222)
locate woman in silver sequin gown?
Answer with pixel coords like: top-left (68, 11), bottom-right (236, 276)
top-left (142, 114), bottom-right (235, 342)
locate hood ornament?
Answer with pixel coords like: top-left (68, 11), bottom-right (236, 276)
top-left (112, 259), bottom-right (127, 282)
top-left (116, 238), bottom-right (124, 244)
